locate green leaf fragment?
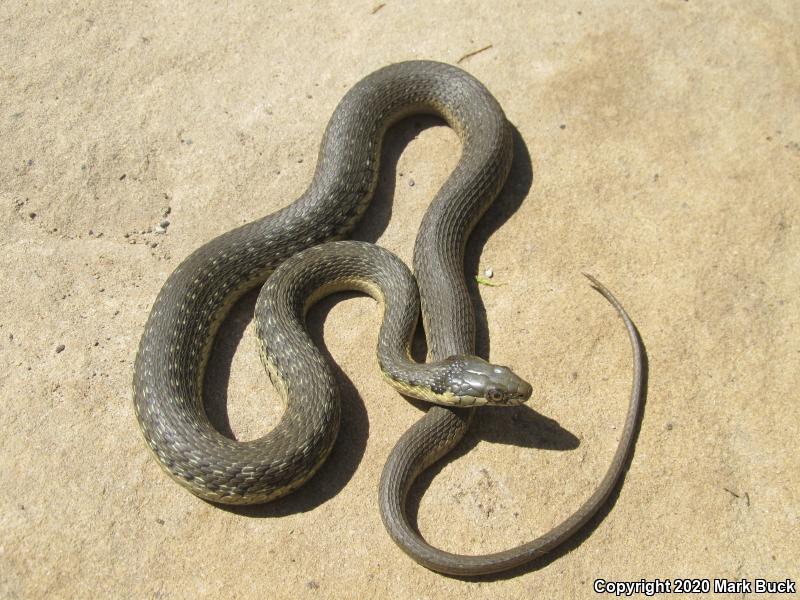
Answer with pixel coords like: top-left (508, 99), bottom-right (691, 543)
top-left (475, 275), bottom-right (505, 287)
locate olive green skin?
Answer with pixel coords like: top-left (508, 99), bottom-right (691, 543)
top-left (133, 60), bottom-right (644, 577)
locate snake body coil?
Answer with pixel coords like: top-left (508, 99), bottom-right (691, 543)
top-left (134, 60), bottom-right (644, 576)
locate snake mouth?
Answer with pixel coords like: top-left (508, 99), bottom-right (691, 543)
top-left (509, 380), bottom-right (533, 405)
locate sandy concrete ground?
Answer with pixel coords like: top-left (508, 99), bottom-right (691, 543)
top-left (1, 1), bottom-right (798, 598)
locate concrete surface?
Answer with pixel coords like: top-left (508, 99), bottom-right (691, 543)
top-left (1, 1), bottom-right (798, 598)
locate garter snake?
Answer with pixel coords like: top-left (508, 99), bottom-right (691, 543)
top-left (133, 60), bottom-right (644, 576)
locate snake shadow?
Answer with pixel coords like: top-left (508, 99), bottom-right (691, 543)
top-left (405, 327), bottom-right (649, 582)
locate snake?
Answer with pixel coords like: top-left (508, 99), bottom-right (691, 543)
top-left (133, 60), bottom-right (644, 576)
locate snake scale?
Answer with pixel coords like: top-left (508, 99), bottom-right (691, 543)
top-left (133, 60), bottom-right (644, 576)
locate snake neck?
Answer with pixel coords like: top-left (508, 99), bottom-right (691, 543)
top-left (377, 353), bottom-right (462, 405)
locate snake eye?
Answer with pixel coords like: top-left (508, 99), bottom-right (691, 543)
top-left (486, 388), bottom-right (504, 403)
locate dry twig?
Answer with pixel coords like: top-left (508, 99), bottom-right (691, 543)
top-left (457, 44), bottom-right (493, 64)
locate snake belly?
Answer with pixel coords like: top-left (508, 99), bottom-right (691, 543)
top-left (132, 60), bottom-right (512, 504)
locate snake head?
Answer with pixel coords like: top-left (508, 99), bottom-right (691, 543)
top-left (440, 355), bottom-right (532, 407)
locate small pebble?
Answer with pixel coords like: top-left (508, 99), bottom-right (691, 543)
top-left (93, 341), bottom-right (99, 347)
top-left (154, 225), bottom-right (166, 234)
top-left (155, 518), bottom-right (165, 525)
top-left (559, 124), bottom-right (566, 130)
top-left (159, 219), bottom-right (170, 228)
top-left (408, 178), bottom-right (415, 187)
top-left (149, 241), bottom-right (158, 248)
top-left (55, 344), bottom-right (65, 354)
top-left (484, 267), bottom-right (493, 278)
top-left (28, 212), bottom-right (36, 219)
top-left (665, 422), bottom-right (674, 431)
top-left (124, 233), bottom-right (130, 238)
top-left (162, 206), bottom-right (171, 216)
